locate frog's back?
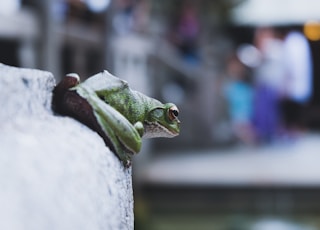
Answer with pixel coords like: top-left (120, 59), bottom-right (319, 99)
top-left (106, 86), bottom-right (162, 123)
top-left (80, 70), bottom-right (162, 123)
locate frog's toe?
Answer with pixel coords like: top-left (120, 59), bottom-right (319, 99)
top-left (124, 159), bottom-right (132, 168)
top-left (116, 147), bottom-right (134, 167)
top-left (134, 122), bottom-right (144, 137)
top-left (114, 150), bottom-right (132, 168)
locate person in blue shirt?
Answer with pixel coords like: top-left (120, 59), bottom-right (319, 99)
top-left (224, 54), bottom-right (255, 144)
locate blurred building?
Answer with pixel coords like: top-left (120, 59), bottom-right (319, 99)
top-left (0, 0), bottom-right (107, 80)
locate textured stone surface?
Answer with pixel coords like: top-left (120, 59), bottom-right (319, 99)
top-left (0, 64), bottom-right (133, 230)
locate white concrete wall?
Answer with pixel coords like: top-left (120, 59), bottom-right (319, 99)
top-left (0, 64), bottom-right (133, 230)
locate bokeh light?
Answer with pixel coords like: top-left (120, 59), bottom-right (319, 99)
top-left (304, 20), bottom-right (320, 41)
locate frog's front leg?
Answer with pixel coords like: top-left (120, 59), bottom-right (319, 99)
top-left (77, 87), bottom-right (142, 163)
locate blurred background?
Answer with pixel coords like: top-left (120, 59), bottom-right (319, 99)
top-left (2, 0), bottom-right (320, 229)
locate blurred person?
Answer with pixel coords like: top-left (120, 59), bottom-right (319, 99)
top-left (251, 27), bottom-right (286, 143)
top-left (280, 30), bottom-right (312, 134)
top-left (112, 0), bottom-right (135, 35)
top-left (172, 2), bottom-right (200, 64)
top-left (112, 0), bottom-right (150, 35)
top-left (224, 53), bottom-right (255, 145)
top-left (131, 0), bottom-right (150, 33)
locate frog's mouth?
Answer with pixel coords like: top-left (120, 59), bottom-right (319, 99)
top-left (143, 121), bottom-right (179, 138)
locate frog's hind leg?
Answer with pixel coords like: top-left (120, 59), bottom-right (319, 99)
top-left (82, 92), bottom-right (142, 167)
top-left (94, 113), bottom-right (133, 167)
top-left (52, 73), bottom-right (116, 152)
top-left (55, 87), bottom-right (120, 154)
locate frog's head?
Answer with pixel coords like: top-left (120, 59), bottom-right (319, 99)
top-left (143, 103), bottom-right (180, 138)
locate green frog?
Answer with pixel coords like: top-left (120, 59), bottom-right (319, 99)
top-left (52, 70), bottom-right (180, 167)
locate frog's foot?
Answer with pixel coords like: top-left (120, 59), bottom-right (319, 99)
top-left (134, 122), bottom-right (144, 137)
top-left (117, 148), bottom-right (133, 168)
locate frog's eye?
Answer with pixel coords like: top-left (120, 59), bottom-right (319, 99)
top-left (168, 105), bottom-right (179, 121)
